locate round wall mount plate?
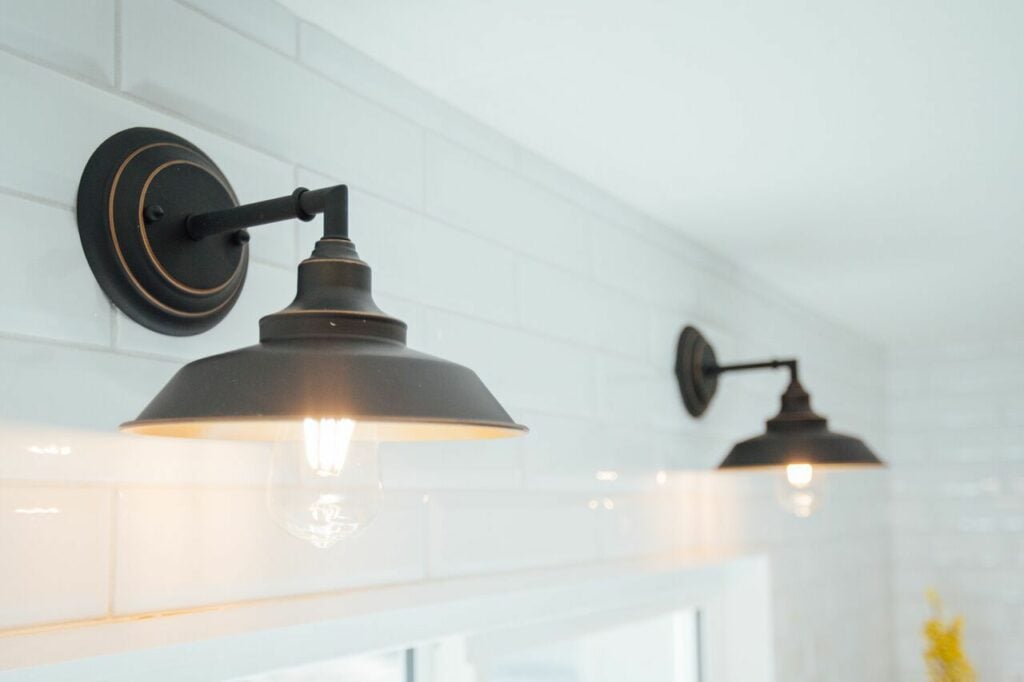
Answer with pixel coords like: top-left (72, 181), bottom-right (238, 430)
top-left (76, 127), bottom-right (247, 336)
top-left (675, 325), bottom-right (718, 417)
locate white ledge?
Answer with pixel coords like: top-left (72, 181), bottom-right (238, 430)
top-left (0, 551), bottom-right (773, 682)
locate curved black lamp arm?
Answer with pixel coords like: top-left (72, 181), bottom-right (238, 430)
top-left (183, 184), bottom-right (349, 242)
top-left (709, 358), bottom-right (799, 383)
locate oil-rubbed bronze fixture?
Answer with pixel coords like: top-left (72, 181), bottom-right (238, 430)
top-left (77, 127), bottom-right (526, 546)
top-left (675, 325), bottom-right (882, 516)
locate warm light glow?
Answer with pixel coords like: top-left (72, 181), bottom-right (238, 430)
top-left (303, 418), bottom-right (355, 476)
top-left (655, 470), bottom-right (668, 486)
top-left (27, 444), bottom-right (71, 456)
top-left (777, 463), bottom-right (823, 517)
top-left (595, 470), bottom-right (619, 482)
top-left (786, 463), bottom-right (814, 488)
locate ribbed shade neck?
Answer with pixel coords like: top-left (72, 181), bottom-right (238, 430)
top-left (259, 237), bottom-right (407, 343)
top-left (765, 377), bottom-right (828, 433)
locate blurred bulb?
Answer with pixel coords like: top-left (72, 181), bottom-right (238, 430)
top-left (786, 463), bottom-right (814, 488)
top-left (267, 418), bottom-right (382, 548)
top-left (777, 463), bottom-right (823, 518)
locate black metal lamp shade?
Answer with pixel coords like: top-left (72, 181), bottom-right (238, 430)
top-left (721, 431), bottom-right (881, 469)
top-left (79, 128), bottom-right (526, 443)
top-left (122, 339), bottom-right (524, 442)
top-left (675, 325), bottom-right (883, 469)
top-left (717, 378), bottom-right (882, 469)
top-left (118, 202), bottom-right (526, 443)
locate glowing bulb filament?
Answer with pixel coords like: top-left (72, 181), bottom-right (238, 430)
top-left (786, 463), bottom-right (814, 488)
top-left (303, 418), bottom-right (355, 476)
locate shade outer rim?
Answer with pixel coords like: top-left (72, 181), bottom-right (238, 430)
top-left (120, 416), bottom-right (529, 441)
top-left (717, 428), bottom-right (884, 469)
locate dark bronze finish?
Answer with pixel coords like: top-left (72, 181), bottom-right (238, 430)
top-left (77, 127), bottom-right (526, 440)
top-left (143, 204), bottom-right (165, 224)
top-left (675, 325), bottom-right (883, 469)
top-left (76, 127), bottom-right (247, 335)
top-left (674, 326), bottom-right (719, 417)
top-left (186, 185), bottom-right (350, 241)
top-left (124, 230), bottom-right (526, 440)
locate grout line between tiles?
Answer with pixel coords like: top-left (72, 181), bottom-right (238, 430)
top-left (173, 0), bottom-right (298, 59)
top-left (0, 185), bottom-right (74, 211)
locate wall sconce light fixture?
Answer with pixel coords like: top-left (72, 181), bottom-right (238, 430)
top-left (675, 326), bottom-right (882, 516)
top-left (77, 128), bottom-right (527, 546)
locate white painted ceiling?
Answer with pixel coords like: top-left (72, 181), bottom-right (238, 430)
top-left (281, 0), bottom-right (1024, 347)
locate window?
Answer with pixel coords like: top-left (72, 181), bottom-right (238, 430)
top-left (222, 611), bottom-right (700, 682)
top-left (225, 649), bottom-right (410, 682)
top-left (470, 610), bottom-right (701, 682)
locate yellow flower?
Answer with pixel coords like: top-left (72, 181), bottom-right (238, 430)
top-left (923, 589), bottom-right (975, 682)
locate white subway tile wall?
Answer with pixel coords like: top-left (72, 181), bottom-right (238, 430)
top-left (0, 2), bottom-right (889, 681)
top-left (114, 489), bottom-right (428, 614)
top-left (888, 344), bottom-right (1024, 682)
top-left (0, 0), bottom-right (114, 85)
top-left (0, 486), bottom-right (113, 629)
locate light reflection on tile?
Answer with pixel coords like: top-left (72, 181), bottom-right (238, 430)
top-left (0, 487), bottom-right (111, 629)
top-left (26, 444), bottom-right (72, 456)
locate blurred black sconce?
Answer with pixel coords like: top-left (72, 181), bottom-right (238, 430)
top-left (675, 325), bottom-right (883, 515)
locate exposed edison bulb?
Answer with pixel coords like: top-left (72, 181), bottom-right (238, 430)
top-left (303, 417), bottom-right (355, 476)
top-left (267, 418), bottom-right (382, 548)
top-left (776, 463), bottom-right (824, 518)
